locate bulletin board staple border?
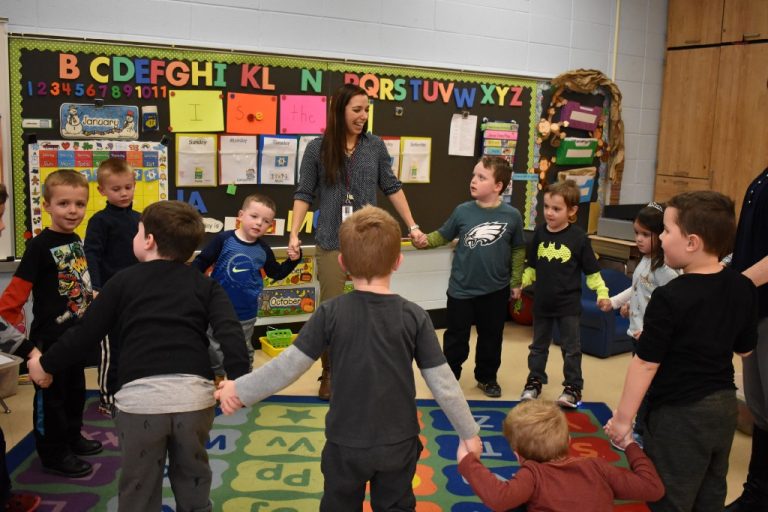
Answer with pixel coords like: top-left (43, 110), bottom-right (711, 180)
top-left (8, 35), bottom-right (547, 254)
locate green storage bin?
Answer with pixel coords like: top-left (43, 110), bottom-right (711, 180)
top-left (555, 138), bottom-right (598, 165)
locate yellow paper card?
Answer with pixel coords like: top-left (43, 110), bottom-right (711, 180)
top-left (169, 89), bottom-right (224, 132)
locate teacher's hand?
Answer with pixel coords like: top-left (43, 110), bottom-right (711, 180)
top-left (287, 234), bottom-right (302, 260)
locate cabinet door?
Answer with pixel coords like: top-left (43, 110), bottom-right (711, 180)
top-left (654, 176), bottom-right (711, 202)
top-left (667, 0), bottom-right (725, 47)
top-left (722, 0), bottom-right (768, 42)
top-left (656, 48), bottom-right (720, 179)
top-left (710, 44), bottom-right (768, 214)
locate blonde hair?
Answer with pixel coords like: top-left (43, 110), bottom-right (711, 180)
top-left (502, 400), bottom-right (570, 462)
top-left (339, 206), bottom-right (401, 281)
top-left (43, 170), bottom-right (89, 203)
top-left (96, 157), bottom-right (134, 186)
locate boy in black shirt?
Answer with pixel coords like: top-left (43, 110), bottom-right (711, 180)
top-left (29, 201), bottom-right (249, 512)
top-left (0, 170), bottom-right (98, 477)
top-left (217, 206), bottom-right (481, 511)
top-left (84, 157), bottom-right (140, 416)
top-left (606, 191), bottom-right (758, 511)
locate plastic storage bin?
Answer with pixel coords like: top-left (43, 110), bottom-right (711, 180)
top-left (259, 334), bottom-right (298, 357)
top-left (0, 352), bottom-right (23, 398)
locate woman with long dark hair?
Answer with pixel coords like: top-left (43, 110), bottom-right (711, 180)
top-left (287, 84), bottom-right (424, 399)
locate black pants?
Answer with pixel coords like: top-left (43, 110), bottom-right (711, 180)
top-left (443, 286), bottom-right (509, 383)
top-left (33, 365), bottom-right (86, 464)
top-left (0, 427), bottom-right (10, 508)
top-left (320, 437), bottom-right (422, 511)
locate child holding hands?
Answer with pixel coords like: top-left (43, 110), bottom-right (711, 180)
top-left (606, 191), bottom-right (758, 511)
top-left (217, 206), bottom-right (481, 511)
top-left (520, 180), bottom-right (611, 407)
top-left (458, 400), bottom-right (664, 511)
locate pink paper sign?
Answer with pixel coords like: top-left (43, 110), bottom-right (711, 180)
top-left (279, 95), bottom-right (326, 134)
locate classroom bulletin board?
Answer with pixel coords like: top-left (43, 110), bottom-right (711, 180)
top-left (7, 36), bottom-right (549, 256)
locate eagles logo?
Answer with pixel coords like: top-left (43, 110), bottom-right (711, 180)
top-left (464, 222), bottom-right (507, 249)
top-left (538, 241), bottom-right (571, 263)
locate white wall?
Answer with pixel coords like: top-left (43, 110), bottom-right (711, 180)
top-left (0, 0), bottom-right (666, 204)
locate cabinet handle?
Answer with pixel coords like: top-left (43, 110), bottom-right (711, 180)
top-left (684, 39), bottom-right (701, 44)
top-left (743, 33), bottom-right (761, 40)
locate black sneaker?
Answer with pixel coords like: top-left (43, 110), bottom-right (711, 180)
top-left (477, 381), bottom-right (502, 398)
top-left (557, 386), bottom-right (582, 408)
top-left (42, 453), bottom-right (93, 478)
top-left (520, 378), bottom-right (542, 401)
top-left (71, 436), bottom-right (103, 456)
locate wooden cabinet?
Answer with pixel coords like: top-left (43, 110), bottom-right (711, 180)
top-left (722, 0), bottom-right (768, 42)
top-left (655, 48), bottom-right (720, 179)
top-left (709, 44), bottom-right (768, 213)
top-left (655, 44), bottom-right (768, 212)
top-left (666, 0), bottom-right (725, 47)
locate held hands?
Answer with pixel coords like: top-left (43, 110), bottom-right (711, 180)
top-left (456, 435), bottom-right (483, 463)
top-left (409, 228), bottom-right (427, 249)
top-left (604, 413), bottom-right (633, 447)
top-left (215, 379), bottom-right (244, 415)
top-left (619, 303), bottom-right (629, 318)
top-left (27, 353), bottom-right (53, 388)
top-left (510, 287), bottom-right (522, 301)
top-left (597, 299), bottom-right (612, 312)
top-left (286, 235), bottom-right (302, 261)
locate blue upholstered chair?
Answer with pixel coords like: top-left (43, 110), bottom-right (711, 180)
top-left (553, 268), bottom-right (635, 358)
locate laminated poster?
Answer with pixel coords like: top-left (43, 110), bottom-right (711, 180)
top-left (399, 137), bottom-right (431, 183)
top-left (381, 137), bottom-right (401, 176)
top-left (259, 135), bottom-right (298, 185)
top-left (176, 134), bottom-right (218, 187)
top-left (258, 286), bottom-right (317, 317)
top-left (28, 140), bottom-right (168, 238)
top-left (219, 135), bottom-right (258, 185)
top-left (264, 256), bottom-right (315, 288)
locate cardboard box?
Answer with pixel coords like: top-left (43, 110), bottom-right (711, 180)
top-left (0, 352), bottom-right (22, 398)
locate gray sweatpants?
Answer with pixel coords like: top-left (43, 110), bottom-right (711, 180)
top-left (115, 407), bottom-right (215, 512)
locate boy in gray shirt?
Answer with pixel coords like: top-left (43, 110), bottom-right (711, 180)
top-left (217, 205), bottom-right (481, 511)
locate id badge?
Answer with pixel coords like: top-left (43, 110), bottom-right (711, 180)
top-left (341, 204), bottom-right (353, 221)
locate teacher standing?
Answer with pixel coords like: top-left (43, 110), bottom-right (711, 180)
top-left (287, 84), bottom-right (425, 400)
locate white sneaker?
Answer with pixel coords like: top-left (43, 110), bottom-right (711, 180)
top-left (520, 378), bottom-right (542, 401)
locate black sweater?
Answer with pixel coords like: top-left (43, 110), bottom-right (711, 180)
top-left (40, 259), bottom-right (250, 389)
top-left (84, 202), bottom-right (140, 290)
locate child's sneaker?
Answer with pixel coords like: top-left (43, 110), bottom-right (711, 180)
top-left (520, 378), bottom-right (542, 401)
top-left (556, 386), bottom-right (581, 408)
top-left (477, 381), bottom-right (502, 398)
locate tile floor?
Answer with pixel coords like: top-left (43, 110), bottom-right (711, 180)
top-left (0, 322), bottom-right (751, 503)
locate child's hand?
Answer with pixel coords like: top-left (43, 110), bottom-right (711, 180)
top-left (465, 435), bottom-right (482, 457)
top-left (287, 235), bottom-right (302, 260)
top-left (604, 414), bottom-right (632, 447)
top-left (510, 287), bottom-right (521, 300)
top-left (411, 231), bottom-right (427, 249)
top-left (456, 438), bottom-right (469, 463)
top-left (610, 429), bottom-right (636, 451)
top-left (620, 303), bottom-right (629, 318)
top-left (93, 290), bottom-right (100, 298)
top-left (632, 330), bottom-right (642, 340)
top-left (597, 298), bottom-right (612, 311)
top-left (27, 354), bottom-right (53, 388)
top-left (215, 380), bottom-right (244, 415)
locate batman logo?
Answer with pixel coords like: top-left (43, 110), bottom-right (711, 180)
top-left (464, 222), bottom-right (507, 249)
top-left (538, 241), bottom-right (572, 263)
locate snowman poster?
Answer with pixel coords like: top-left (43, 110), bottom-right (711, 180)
top-left (60, 103), bottom-right (140, 139)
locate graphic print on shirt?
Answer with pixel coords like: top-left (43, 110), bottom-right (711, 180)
top-left (50, 242), bottom-right (93, 324)
top-left (537, 241), bottom-right (572, 263)
top-left (463, 222), bottom-right (508, 249)
top-left (226, 252), bottom-right (259, 290)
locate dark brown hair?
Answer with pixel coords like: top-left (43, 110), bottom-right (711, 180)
top-left (544, 180), bottom-right (580, 223)
top-left (339, 206), bottom-right (401, 281)
top-left (667, 191), bottom-right (735, 259)
top-left (321, 84), bottom-right (368, 185)
top-left (140, 201), bottom-right (203, 262)
top-left (43, 170), bottom-right (89, 203)
top-left (635, 203), bottom-right (666, 270)
top-left (480, 156), bottom-right (512, 191)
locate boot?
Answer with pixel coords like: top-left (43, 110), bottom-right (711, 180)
top-left (725, 424), bottom-right (768, 511)
top-left (317, 350), bottom-right (331, 401)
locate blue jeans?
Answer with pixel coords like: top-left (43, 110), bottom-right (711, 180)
top-left (527, 315), bottom-right (583, 390)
